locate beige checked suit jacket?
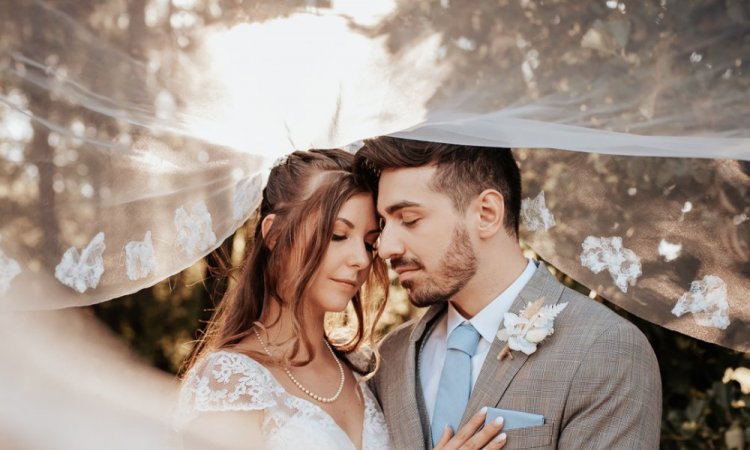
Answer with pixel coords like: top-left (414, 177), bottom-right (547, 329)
top-left (370, 263), bottom-right (662, 449)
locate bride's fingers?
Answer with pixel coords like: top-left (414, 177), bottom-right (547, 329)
top-left (434, 407), bottom-right (498, 449)
top-left (433, 425), bottom-right (453, 448)
top-left (480, 428), bottom-right (507, 450)
top-left (460, 416), bottom-right (505, 450)
top-left (448, 406), bottom-right (489, 444)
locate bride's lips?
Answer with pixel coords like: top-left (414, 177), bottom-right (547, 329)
top-left (331, 278), bottom-right (357, 288)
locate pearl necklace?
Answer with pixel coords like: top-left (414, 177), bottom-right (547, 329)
top-left (253, 328), bottom-right (345, 404)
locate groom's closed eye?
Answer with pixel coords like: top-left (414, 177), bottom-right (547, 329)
top-left (400, 214), bottom-right (420, 227)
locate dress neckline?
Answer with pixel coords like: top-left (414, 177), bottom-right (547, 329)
top-left (217, 350), bottom-right (370, 450)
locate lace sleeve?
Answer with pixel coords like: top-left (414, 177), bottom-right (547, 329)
top-left (175, 351), bottom-right (282, 428)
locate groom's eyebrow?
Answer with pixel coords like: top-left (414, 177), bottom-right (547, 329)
top-left (383, 201), bottom-right (421, 215)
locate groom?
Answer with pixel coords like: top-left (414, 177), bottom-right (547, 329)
top-left (354, 138), bottom-right (661, 449)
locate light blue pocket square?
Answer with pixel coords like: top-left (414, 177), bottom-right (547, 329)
top-left (484, 407), bottom-right (545, 430)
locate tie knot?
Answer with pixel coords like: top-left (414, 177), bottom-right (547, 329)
top-left (447, 323), bottom-right (481, 357)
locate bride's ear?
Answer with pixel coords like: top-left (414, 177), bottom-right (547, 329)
top-left (261, 214), bottom-right (277, 250)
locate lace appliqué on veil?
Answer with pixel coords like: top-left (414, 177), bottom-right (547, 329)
top-left (521, 191), bottom-right (556, 231)
top-left (176, 351), bottom-right (391, 450)
top-left (125, 231), bottom-right (156, 281)
top-left (580, 236), bottom-right (642, 293)
top-left (174, 201), bottom-right (217, 255)
top-left (672, 275), bottom-right (731, 330)
top-left (54, 232), bottom-right (106, 293)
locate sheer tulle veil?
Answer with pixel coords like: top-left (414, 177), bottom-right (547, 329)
top-left (0, 1), bottom-right (747, 447)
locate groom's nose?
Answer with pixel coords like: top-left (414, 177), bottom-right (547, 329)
top-left (376, 221), bottom-right (404, 261)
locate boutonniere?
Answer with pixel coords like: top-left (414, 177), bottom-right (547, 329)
top-left (496, 297), bottom-right (568, 361)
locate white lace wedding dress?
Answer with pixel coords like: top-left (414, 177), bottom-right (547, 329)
top-left (175, 350), bottom-right (391, 450)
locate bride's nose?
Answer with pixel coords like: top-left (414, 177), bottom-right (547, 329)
top-left (347, 241), bottom-right (371, 269)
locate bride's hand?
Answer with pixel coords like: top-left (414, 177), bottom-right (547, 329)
top-left (432, 407), bottom-right (506, 450)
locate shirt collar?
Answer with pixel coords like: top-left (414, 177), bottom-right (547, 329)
top-left (446, 259), bottom-right (538, 343)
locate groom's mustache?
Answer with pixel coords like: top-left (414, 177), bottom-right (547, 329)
top-left (390, 257), bottom-right (425, 273)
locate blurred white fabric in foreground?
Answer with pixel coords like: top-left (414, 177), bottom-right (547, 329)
top-left (0, 310), bottom-right (178, 449)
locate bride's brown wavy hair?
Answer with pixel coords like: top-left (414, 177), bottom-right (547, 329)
top-left (183, 149), bottom-right (388, 375)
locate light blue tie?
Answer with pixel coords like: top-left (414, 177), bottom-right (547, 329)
top-left (431, 322), bottom-right (482, 446)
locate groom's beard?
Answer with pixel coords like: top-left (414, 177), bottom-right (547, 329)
top-left (393, 224), bottom-right (478, 308)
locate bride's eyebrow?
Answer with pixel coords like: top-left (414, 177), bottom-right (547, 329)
top-left (335, 218), bottom-right (354, 228)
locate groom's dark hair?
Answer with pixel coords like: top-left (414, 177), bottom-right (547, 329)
top-left (354, 137), bottom-right (522, 239)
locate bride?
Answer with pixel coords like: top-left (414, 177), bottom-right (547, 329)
top-left (175, 148), bottom-right (505, 450)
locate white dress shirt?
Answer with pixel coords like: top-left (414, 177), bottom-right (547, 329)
top-left (419, 259), bottom-right (537, 422)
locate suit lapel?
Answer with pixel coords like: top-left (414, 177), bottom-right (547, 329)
top-left (397, 302), bottom-right (447, 449)
top-left (459, 263), bottom-right (565, 427)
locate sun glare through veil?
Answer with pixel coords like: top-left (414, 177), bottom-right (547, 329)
top-left (184, 0), bottom-right (445, 160)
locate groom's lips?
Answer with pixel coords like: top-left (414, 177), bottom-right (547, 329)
top-left (391, 258), bottom-right (424, 280)
top-left (393, 267), bottom-right (420, 277)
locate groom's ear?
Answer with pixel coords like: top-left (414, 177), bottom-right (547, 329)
top-left (261, 214), bottom-right (278, 250)
top-left (475, 189), bottom-right (505, 239)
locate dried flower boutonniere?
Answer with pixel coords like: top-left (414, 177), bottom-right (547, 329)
top-left (497, 297), bottom-right (568, 361)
